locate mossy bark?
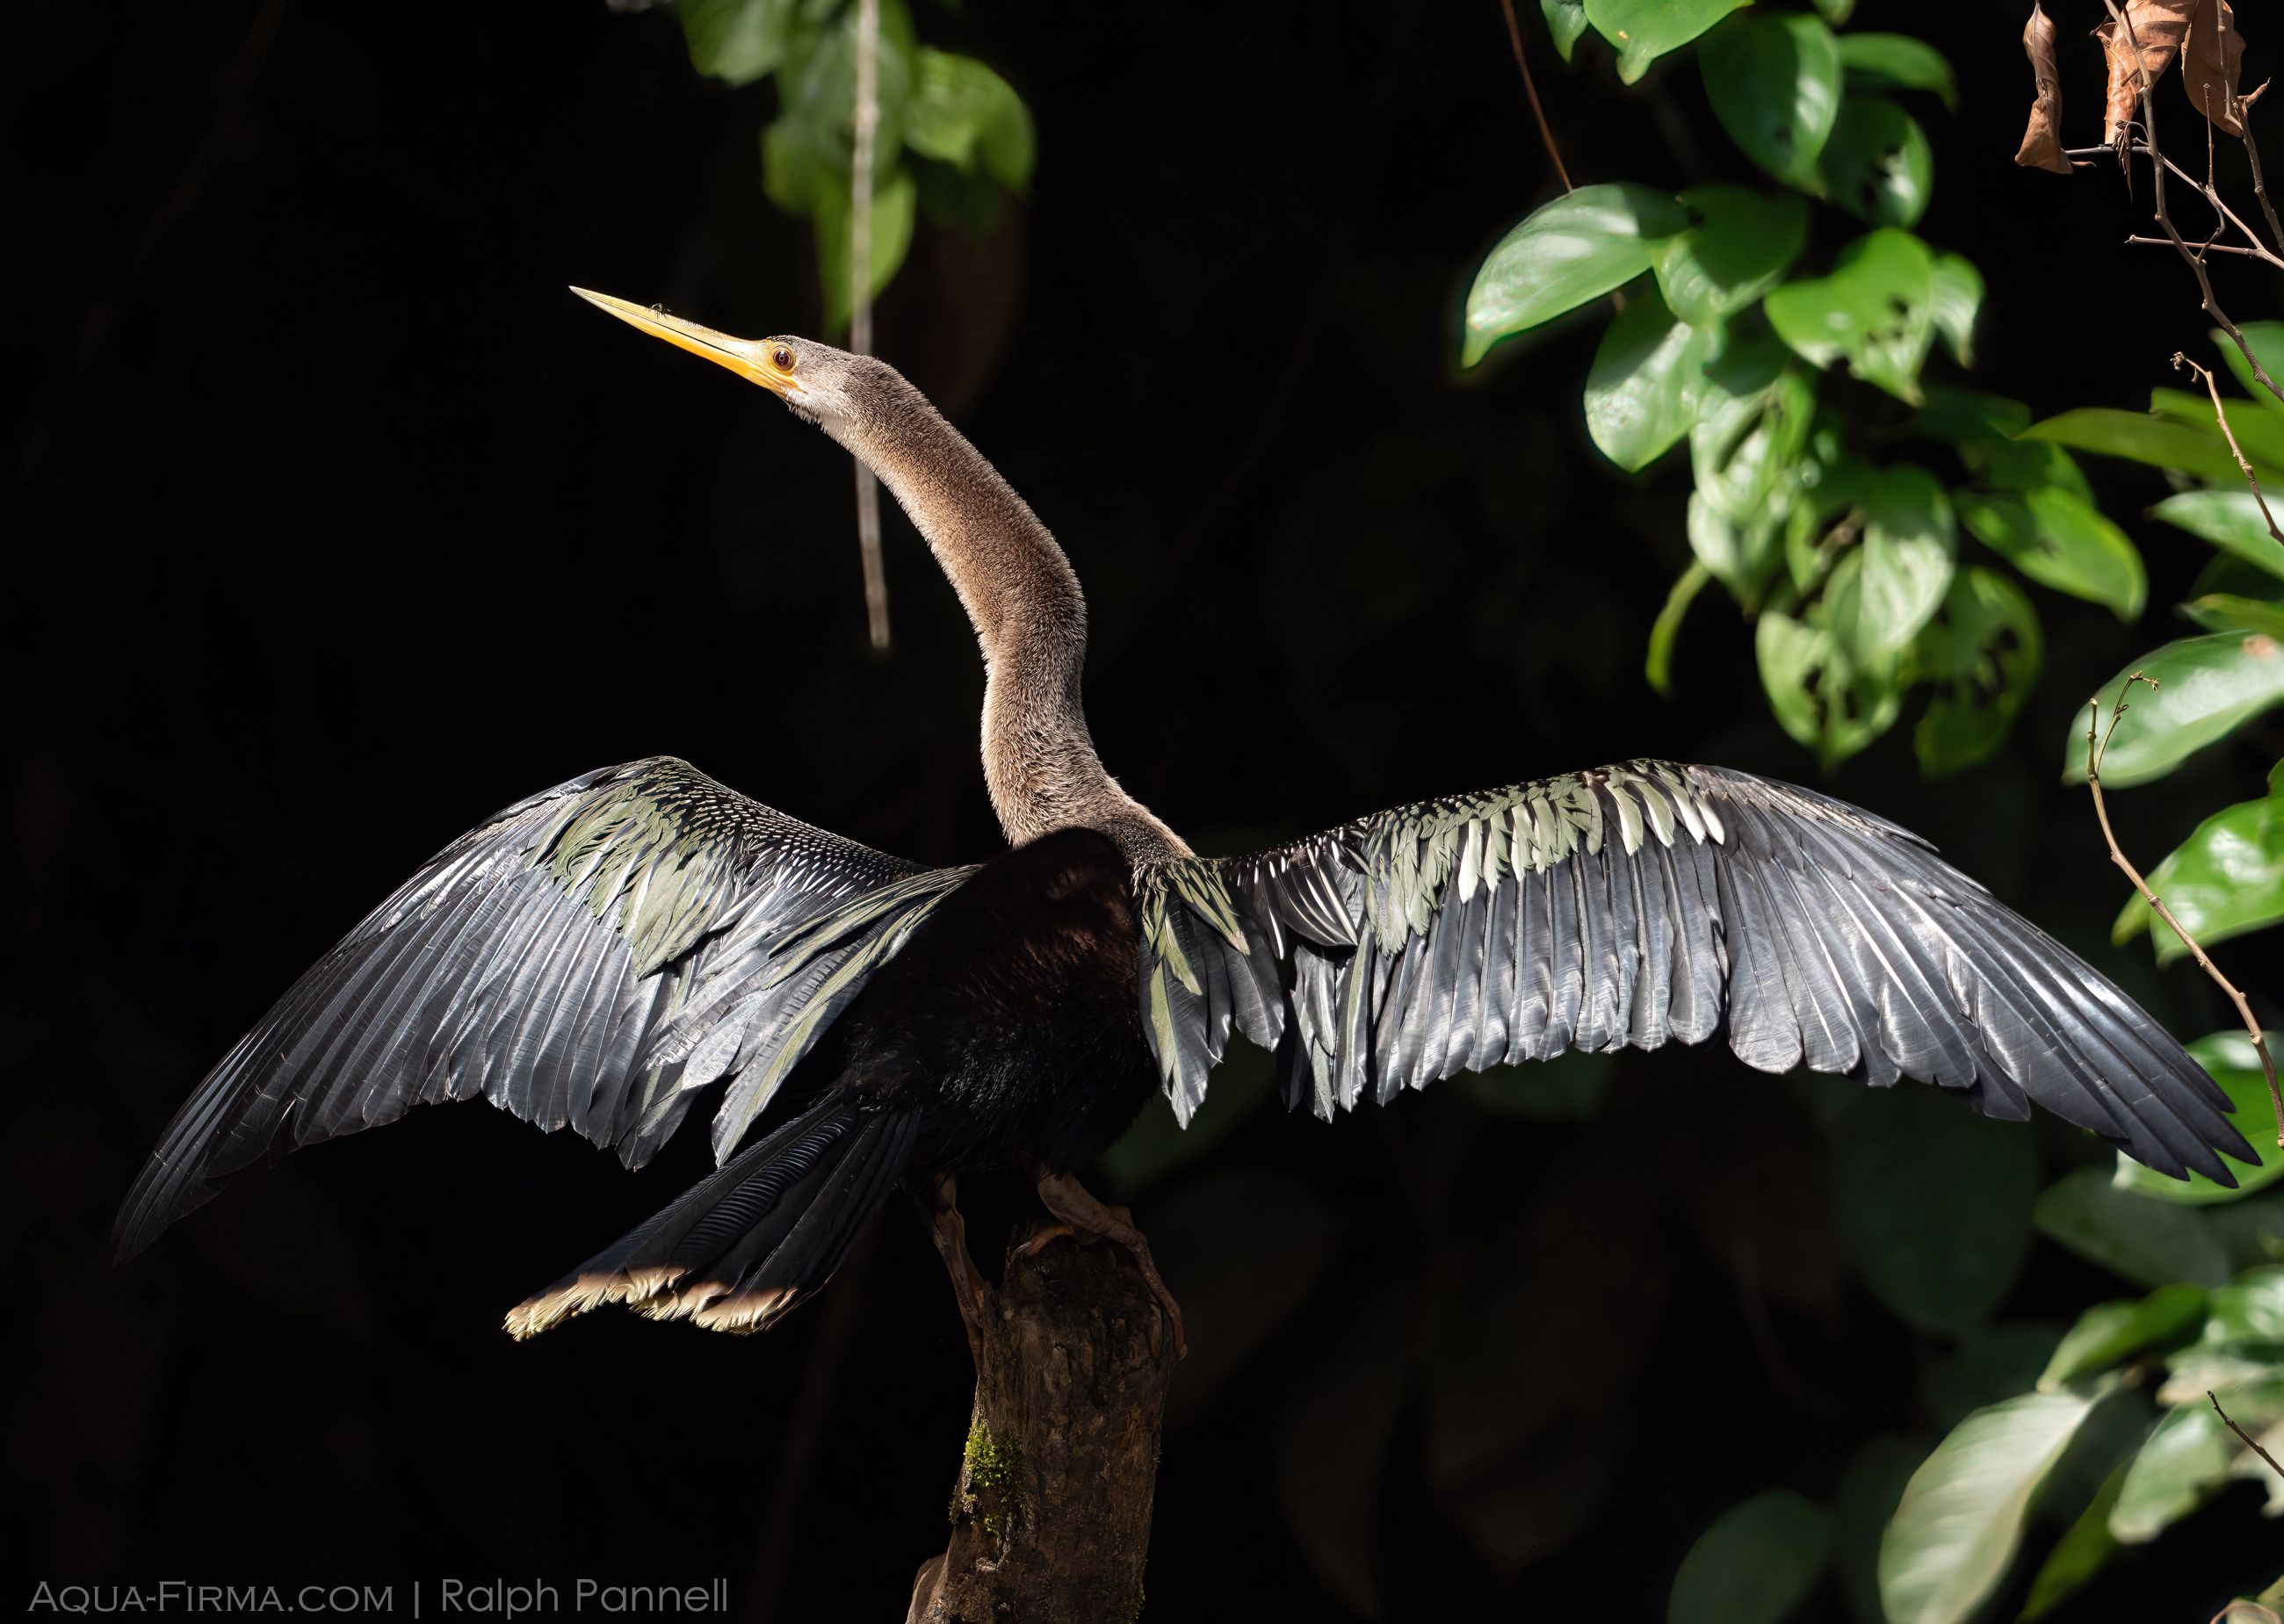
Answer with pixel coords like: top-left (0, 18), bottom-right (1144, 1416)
top-left (905, 1229), bottom-right (1175, 1623)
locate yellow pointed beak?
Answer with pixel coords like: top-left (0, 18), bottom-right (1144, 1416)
top-left (570, 287), bottom-right (791, 396)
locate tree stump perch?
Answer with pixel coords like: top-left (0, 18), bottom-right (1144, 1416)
top-left (906, 1224), bottom-right (1178, 1623)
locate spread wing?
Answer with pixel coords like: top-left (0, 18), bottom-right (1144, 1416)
top-left (1135, 760), bottom-right (2251, 1185)
top-left (114, 756), bottom-right (972, 1260)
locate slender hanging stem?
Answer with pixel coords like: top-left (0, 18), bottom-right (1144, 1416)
top-left (1496, 0), bottom-right (1572, 192)
top-left (2085, 689), bottom-right (2284, 1147)
top-left (851, 0), bottom-right (891, 653)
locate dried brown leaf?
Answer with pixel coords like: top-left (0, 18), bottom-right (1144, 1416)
top-left (2183, 0), bottom-right (2245, 134)
top-left (2094, 0), bottom-right (2196, 144)
top-left (2017, 4), bottom-right (2072, 173)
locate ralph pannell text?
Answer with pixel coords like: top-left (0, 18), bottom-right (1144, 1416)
top-left (28, 1579), bottom-right (734, 1615)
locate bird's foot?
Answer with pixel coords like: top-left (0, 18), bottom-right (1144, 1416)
top-left (1028, 1165), bottom-right (1186, 1361)
top-left (924, 1173), bottom-right (992, 1340)
top-left (1014, 1218), bottom-right (1075, 1257)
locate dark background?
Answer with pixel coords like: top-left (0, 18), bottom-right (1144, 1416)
top-left (7, 0), bottom-right (2284, 1617)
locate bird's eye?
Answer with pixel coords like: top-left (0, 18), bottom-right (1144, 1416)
top-left (772, 346), bottom-right (795, 371)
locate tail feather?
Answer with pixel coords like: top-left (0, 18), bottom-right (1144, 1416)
top-left (504, 1096), bottom-right (916, 1339)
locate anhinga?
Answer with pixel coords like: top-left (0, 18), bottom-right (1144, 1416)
top-left (114, 290), bottom-right (2252, 1354)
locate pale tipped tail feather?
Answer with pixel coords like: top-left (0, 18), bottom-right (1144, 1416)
top-left (503, 1096), bottom-right (917, 1339)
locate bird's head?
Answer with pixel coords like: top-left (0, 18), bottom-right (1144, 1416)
top-left (571, 287), bottom-right (872, 436)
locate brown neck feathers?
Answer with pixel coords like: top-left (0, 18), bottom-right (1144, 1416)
top-left (830, 362), bottom-right (1190, 864)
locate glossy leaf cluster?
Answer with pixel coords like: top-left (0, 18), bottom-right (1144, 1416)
top-left (1464, 7), bottom-right (2143, 776)
top-left (677, 0), bottom-right (1033, 332)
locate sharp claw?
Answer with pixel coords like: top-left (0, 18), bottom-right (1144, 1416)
top-left (1016, 1219), bottom-right (1075, 1258)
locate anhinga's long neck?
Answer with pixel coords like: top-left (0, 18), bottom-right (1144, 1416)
top-left (828, 363), bottom-right (1190, 864)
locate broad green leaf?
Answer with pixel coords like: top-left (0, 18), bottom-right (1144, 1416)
top-left (1758, 609), bottom-right (1843, 758)
top-left (2204, 1265), bottom-right (2284, 1343)
top-left (1927, 254), bottom-right (1981, 368)
top-left (1462, 184), bottom-right (1690, 365)
top-left (1765, 228), bottom-right (1934, 403)
top-left (2109, 1032), bottom-right (2284, 1202)
top-left (1917, 386), bottom-right (2030, 444)
top-left (1698, 497), bottom-right (1788, 608)
top-left (1655, 185), bottom-right (1810, 326)
top-left (755, 0), bottom-right (925, 322)
top-left (1757, 597), bottom-right (1905, 765)
top-left (1912, 566), bottom-right (2041, 777)
top-left (811, 168), bottom-right (918, 334)
top-left (1833, 1436), bottom-right (1926, 1624)
top-left (2033, 1166), bottom-right (2232, 1287)
top-left (2022, 408), bottom-right (2249, 483)
top-left (1879, 1393), bottom-right (2097, 1624)
top-left (1832, 1086), bottom-right (2035, 1332)
top-left (679, 0), bottom-right (796, 85)
top-left (1919, 388), bottom-right (2090, 498)
top-left (761, 108), bottom-right (842, 214)
top-left (1586, 289), bottom-right (1724, 471)
top-left (770, 0), bottom-right (918, 164)
top-left (2039, 1285), bottom-right (2210, 1389)
top-left (1668, 1490), bottom-right (1832, 1624)
top-left (2020, 1461), bottom-right (2127, 1619)
top-left (904, 50), bottom-right (1034, 191)
top-left (1690, 345), bottom-right (1815, 604)
top-left (1811, 0), bottom-right (1854, 23)
top-left (1818, 543), bottom-right (1919, 668)
top-left (1701, 11), bottom-right (1843, 188)
top-left (1825, 464), bottom-right (1955, 662)
top-left (1953, 487), bottom-right (2145, 618)
top-left (2109, 1401), bottom-right (2235, 1542)
top-left (1587, 0), bottom-right (1750, 84)
top-left (2211, 1193), bottom-right (2284, 1272)
top-left (1541, 0), bottom-right (1592, 61)
top-left (2150, 386), bottom-right (2284, 478)
top-left (2063, 632), bottom-right (2284, 787)
top-left (1838, 33), bottom-right (1957, 110)
top-left (1693, 340), bottom-right (1811, 522)
top-left (2215, 321), bottom-right (2284, 413)
top-left (2151, 490), bottom-right (2284, 581)
top-left (2116, 779), bottom-right (2284, 964)
top-left (2186, 594), bottom-right (2284, 639)
top-left (1818, 97), bottom-right (1932, 227)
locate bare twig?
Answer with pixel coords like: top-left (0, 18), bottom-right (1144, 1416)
top-left (2097, 4), bottom-right (2284, 413)
top-left (2071, 142), bottom-right (2284, 262)
top-left (2127, 234), bottom-right (2265, 255)
top-left (2175, 353), bottom-right (2284, 548)
top-left (850, 0), bottom-right (891, 653)
top-left (2211, 1390), bottom-right (2284, 1483)
top-left (2238, 83), bottom-right (2282, 253)
top-left (2143, 143), bottom-right (2284, 271)
top-left (1497, 0), bottom-right (1573, 192)
top-left (2086, 689), bottom-right (2284, 1147)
